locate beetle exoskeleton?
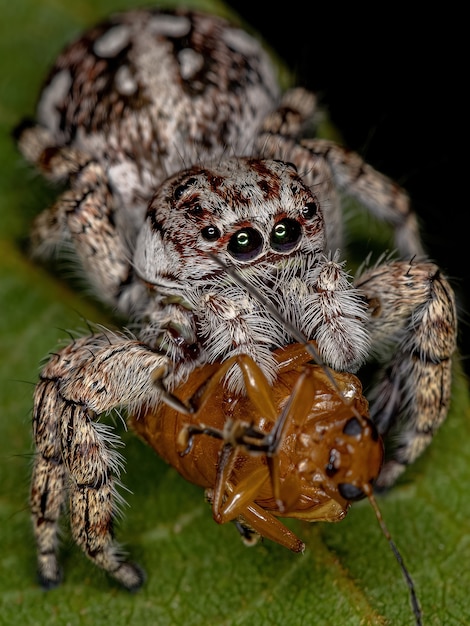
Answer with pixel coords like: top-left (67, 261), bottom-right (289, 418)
top-left (131, 341), bottom-right (383, 551)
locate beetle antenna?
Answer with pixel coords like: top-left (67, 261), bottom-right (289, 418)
top-left (363, 484), bottom-right (422, 626)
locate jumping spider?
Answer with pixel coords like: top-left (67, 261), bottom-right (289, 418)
top-left (16, 7), bottom-right (457, 592)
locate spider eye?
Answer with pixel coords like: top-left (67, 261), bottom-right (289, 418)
top-left (201, 225), bottom-right (221, 241)
top-left (174, 177), bottom-right (197, 200)
top-left (270, 218), bottom-right (302, 252)
top-left (227, 227), bottom-right (263, 261)
top-left (188, 204), bottom-right (203, 217)
top-left (301, 202), bottom-right (318, 219)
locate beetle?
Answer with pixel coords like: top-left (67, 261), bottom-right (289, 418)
top-left (130, 331), bottom-right (421, 623)
top-left (132, 341), bottom-right (381, 547)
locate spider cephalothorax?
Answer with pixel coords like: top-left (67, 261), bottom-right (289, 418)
top-left (16, 9), bottom-right (456, 613)
top-left (132, 157), bottom-right (370, 391)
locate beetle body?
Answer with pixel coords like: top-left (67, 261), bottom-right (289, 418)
top-left (131, 341), bottom-right (383, 552)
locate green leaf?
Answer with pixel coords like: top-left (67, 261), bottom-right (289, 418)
top-left (1, 2), bottom-right (469, 625)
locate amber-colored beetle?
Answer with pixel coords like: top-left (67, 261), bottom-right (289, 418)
top-left (131, 340), bottom-right (421, 625)
top-left (132, 341), bottom-right (383, 551)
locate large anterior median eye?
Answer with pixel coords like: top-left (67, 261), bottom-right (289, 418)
top-left (227, 227), bottom-right (263, 261)
top-left (270, 218), bottom-right (302, 252)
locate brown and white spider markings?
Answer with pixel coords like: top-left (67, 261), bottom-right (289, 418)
top-left (15, 7), bottom-right (457, 592)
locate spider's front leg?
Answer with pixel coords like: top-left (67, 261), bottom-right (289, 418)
top-left (30, 332), bottom-right (172, 590)
top-left (355, 260), bottom-right (457, 488)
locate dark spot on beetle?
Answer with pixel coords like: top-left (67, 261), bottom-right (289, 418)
top-left (343, 417), bottom-right (363, 437)
top-left (325, 450), bottom-right (339, 477)
top-left (338, 483), bottom-right (366, 501)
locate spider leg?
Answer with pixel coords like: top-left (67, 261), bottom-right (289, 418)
top-left (15, 124), bottom-right (83, 183)
top-left (257, 124), bottom-right (423, 258)
top-left (260, 87), bottom-right (318, 140)
top-left (301, 138), bottom-right (424, 258)
top-left (30, 332), bottom-right (170, 589)
top-left (257, 86), bottom-right (338, 236)
top-left (17, 124), bottom-right (134, 311)
top-left (30, 378), bottom-right (66, 589)
top-left (355, 260), bottom-right (457, 488)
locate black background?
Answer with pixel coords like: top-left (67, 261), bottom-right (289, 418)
top-left (227, 3), bottom-right (468, 376)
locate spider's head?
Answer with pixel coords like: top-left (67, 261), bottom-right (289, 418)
top-left (133, 157), bottom-right (326, 293)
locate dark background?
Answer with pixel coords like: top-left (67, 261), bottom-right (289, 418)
top-left (228, 3), bottom-right (468, 376)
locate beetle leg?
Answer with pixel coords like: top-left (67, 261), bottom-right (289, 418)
top-left (189, 355), bottom-right (339, 513)
top-left (232, 501), bottom-right (305, 554)
top-left (242, 502), bottom-right (305, 552)
top-left (211, 442), bottom-right (245, 523)
top-left (212, 443), bottom-right (271, 524)
top-left (355, 260), bottom-right (457, 487)
top-left (206, 486), bottom-right (305, 553)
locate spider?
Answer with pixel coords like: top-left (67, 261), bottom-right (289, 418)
top-left (15, 7), bottom-right (457, 595)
